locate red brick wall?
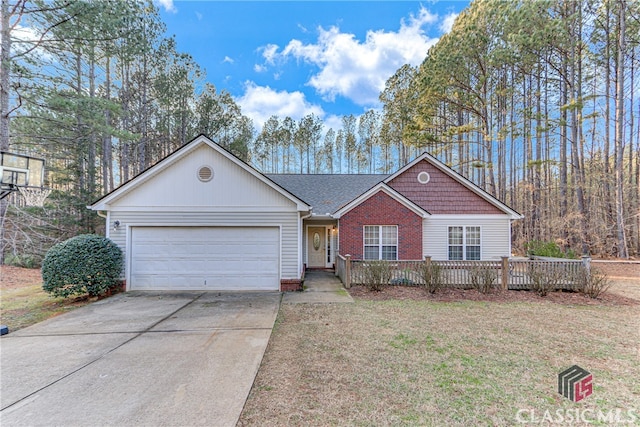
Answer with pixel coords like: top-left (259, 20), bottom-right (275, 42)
top-left (280, 279), bottom-right (302, 292)
top-left (388, 160), bottom-right (504, 214)
top-left (339, 191), bottom-right (422, 260)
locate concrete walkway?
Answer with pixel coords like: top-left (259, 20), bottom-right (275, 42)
top-left (282, 270), bottom-right (353, 304)
top-left (0, 291), bottom-right (280, 427)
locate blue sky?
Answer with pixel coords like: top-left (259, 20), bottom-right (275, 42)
top-left (157, 1), bottom-right (470, 131)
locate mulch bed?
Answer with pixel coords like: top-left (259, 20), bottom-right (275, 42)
top-left (348, 285), bottom-right (639, 306)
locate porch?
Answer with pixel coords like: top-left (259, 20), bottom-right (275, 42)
top-left (336, 255), bottom-right (593, 292)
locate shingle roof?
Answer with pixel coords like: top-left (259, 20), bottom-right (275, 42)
top-left (266, 174), bottom-right (388, 215)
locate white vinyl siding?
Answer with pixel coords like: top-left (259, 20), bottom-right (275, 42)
top-left (363, 225), bottom-right (398, 260)
top-left (424, 215), bottom-right (512, 261)
top-left (111, 144), bottom-right (296, 209)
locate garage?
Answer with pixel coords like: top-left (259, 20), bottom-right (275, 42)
top-left (129, 226), bottom-right (280, 291)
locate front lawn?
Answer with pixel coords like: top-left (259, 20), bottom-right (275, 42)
top-left (239, 290), bottom-right (639, 426)
top-left (0, 266), bottom-right (93, 331)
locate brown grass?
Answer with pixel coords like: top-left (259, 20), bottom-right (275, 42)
top-left (239, 279), bottom-right (640, 426)
top-left (0, 266), bottom-right (94, 331)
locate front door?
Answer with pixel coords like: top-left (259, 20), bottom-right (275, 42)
top-left (307, 227), bottom-right (326, 268)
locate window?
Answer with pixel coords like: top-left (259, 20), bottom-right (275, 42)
top-left (465, 226), bottom-right (481, 260)
top-left (448, 226), bottom-right (463, 260)
top-left (364, 225), bottom-right (397, 260)
top-left (448, 226), bottom-right (481, 260)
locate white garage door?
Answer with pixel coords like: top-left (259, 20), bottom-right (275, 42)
top-left (130, 227), bottom-right (279, 291)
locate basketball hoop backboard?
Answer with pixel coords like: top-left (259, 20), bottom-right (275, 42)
top-left (0, 151), bottom-right (49, 205)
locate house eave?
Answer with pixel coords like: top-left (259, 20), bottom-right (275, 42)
top-left (309, 213), bottom-right (334, 220)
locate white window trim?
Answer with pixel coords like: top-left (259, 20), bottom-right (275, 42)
top-left (448, 226), bottom-right (481, 260)
top-left (363, 225), bottom-right (398, 261)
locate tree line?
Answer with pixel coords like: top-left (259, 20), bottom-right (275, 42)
top-left (1, 0), bottom-right (638, 263)
top-left (256, 0), bottom-right (640, 258)
top-left (406, 0), bottom-right (639, 258)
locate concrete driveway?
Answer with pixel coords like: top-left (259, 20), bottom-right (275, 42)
top-left (0, 291), bottom-right (280, 427)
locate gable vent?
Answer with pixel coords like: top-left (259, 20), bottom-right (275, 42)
top-left (197, 166), bottom-right (214, 182)
top-left (417, 171), bottom-right (430, 184)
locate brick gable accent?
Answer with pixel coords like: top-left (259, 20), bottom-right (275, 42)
top-left (339, 191), bottom-right (422, 260)
top-left (387, 160), bottom-right (503, 214)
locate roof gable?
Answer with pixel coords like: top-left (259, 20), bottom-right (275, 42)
top-left (90, 135), bottom-right (310, 211)
top-left (385, 153), bottom-right (523, 219)
top-left (333, 183), bottom-right (430, 219)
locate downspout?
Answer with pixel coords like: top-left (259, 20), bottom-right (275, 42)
top-left (95, 210), bottom-right (110, 238)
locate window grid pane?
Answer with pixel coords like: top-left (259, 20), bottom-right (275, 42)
top-left (381, 246), bottom-right (397, 260)
top-left (364, 226), bottom-right (379, 245)
top-left (381, 226), bottom-right (397, 245)
top-left (363, 225), bottom-right (397, 260)
top-left (466, 227), bottom-right (480, 245)
top-left (364, 246), bottom-right (379, 260)
top-left (448, 227), bottom-right (463, 245)
top-left (448, 226), bottom-right (481, 260)
top-left (449, 246), bottom-right (463, 260)
top-left (466, 246), bottom-right (481, 260)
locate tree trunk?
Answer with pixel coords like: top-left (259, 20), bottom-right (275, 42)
top-left (0, 0), bottom-right (12, 265)
top-left (559, 48), bottom-right (569, 245)
top-left (102, 55), bottom-right (113, 193)
top-left (603, 0), bottom-right (614, 245)
top-left (570, 5), bottom-right (589, 255)
top-left (614, 0), bottom-right (628, 258)
top-left (0, 0), bottom-right (11, 152)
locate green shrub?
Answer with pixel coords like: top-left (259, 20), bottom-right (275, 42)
top-left (4, 253), bottom-right (40, 268)
top-left (420, 262), bottom-right (443, 294)
top-left (525, 240), bottom-right (577, 259)
top-left (469, 265), bottom-right (498, 294)
top-left (363, 261), bottom-right (392, 292)
top-left (42, 234), bottom-right (123, 298)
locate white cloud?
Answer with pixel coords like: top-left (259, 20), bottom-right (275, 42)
top-left (236, 82), bottom-right (325, 131)
top-left (11, 25), bottom-right (53, 61)
top-left (195, 11), bottom-right (203, 21)
top-left (254, 64), bottom-right (267, 73)
top-left (259, 44), bottom-right (280, 66)
top-left (261, 6), bottom-right (440, 107)
top-left (155, 0), bottom-right (176, 13)
top-left (440, 12), bottom-right (459, 34)
top-left (323, 114), bottom-right (344, 133)
top-left (223, 56), bottom-right (234, 64)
